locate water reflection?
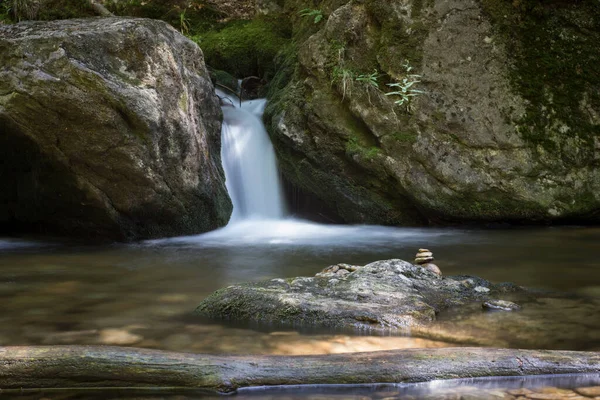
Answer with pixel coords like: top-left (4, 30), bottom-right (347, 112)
top-left (2, 374), bottom-right (600, 399)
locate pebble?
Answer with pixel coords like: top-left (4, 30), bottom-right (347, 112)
top-left (483, 300), bottom-right (521, 311)
top-left (423, 263), bottom-right (442, 276)
top-left (474, 286), bottom-right (491, 293)
top-left (415, 256), bottom-right (434, 263)
top-left (415, 249), bottom-right (435, 264)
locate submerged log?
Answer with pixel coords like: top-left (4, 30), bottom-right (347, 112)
top-left (0, 346), bottom-right (598, 394)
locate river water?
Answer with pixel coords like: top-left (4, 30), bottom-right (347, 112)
top-left (1, 223), bottom-right (599, 355)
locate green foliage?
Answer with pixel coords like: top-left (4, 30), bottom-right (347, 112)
top-left (392, 131), bottom-right (418, 144)
top-left (385, 61), bottom-right (424, 111)
top-left (106, 0), bottom-right (225, 35)
top-left (299, 8), bottom-right (323, 24)
top-left (331, 66), bottom-right (354, 99)
top-left (7, 0), bottom-right (39, 20)
top-left (0, 0), bottom-right (12, 22)
top-left (178, 9), bottom-right (190, 35)
top-left (355, 70), bottom-right (379, 89)
top-left (192, 16), bottom-right (292, 79)
top-left (2, 0), bottom-right (95, 21)
top-left (345, 136), bottom-right (380, 160)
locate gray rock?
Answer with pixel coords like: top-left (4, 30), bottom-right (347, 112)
top-left (265, 0), bottom-right (600, 225)
top-left (196, 259), bottom-right (521, 332)
top-left (483, 300), bottom-right (521, 311)
top-left (0, 18), bottom-right (232, 240)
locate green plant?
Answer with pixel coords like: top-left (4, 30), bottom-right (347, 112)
top-left (7, 0), bottom-right (40, 20)
top-left (385, 61), bottom-right (425, 111)
top-left (299, 8), bottom-right (323, 24)
top-left (0, 0), bottom-right (12, 22)
top-left (332, 66), bottom-right (354, 99)
top-left (178, 8), bottom-right (190, 35)
top-left (355, 70), bottom-right (379, 89)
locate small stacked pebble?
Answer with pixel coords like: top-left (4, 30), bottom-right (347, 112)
top-left (414, 248), bottom-right (442, 276)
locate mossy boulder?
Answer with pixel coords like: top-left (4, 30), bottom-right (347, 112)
top-left (197, 259), bottom-right (600, 349)
top-left (265, 0), bottom-right (600, 224)
top-left (0, 17), bottom-right (232, 241)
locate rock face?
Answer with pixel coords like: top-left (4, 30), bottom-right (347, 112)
top-left (196, 259), bottom-right (521, 331)
top-left (265, 0), bottom-right (600, 224)
top-left (0, 17), bottom-right (232, 240)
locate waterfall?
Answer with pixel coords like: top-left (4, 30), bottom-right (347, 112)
top-left (218, 90), bottom-right (286, 223)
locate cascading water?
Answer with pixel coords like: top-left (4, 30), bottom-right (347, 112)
top-left (160, 89), bottom-right (452, 246)
top-left (218, 89), bottom-right (286, 222)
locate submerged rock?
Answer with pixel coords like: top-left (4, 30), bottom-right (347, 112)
top-left (483, 299), bottom-right (521, 311)
top-left (196, 259), bottom-right (523, 332)
top-left (0, 17), bottom-right (232, 241)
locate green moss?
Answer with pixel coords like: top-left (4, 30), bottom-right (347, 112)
top-left (480, 0), bottom-right (600, 164)
top-left (209, 68), bottom-right (238, 93)
top-left (392, 131), bottom-right (418, 144)
top-left (106, 0), bottom-right (225, 34)
top-left (366, 1), bottom-right (431, 76)
top-left (192, 15), bottom-right (292, 79)
top-left (37, 0), bottom-right (95, 20)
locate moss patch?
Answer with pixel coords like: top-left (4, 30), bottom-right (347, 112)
top-left (192, 15), bottom-right (292, 79)
top-left (480, 0), bottom-right (600, 164)
top-left (106, 0), bottom-right (225, 34)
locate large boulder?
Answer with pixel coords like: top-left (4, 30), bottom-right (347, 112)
top-left (265, 0), bottom-right (600, 224)
top-left (196, 259), bottom-right (600, 349)
top-left (0, 17), bottom-right (232, 241)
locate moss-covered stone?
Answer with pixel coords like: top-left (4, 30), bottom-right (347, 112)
top-left (192, 15), bottom-right (292, 79)
top-left (197, 258), bottom-right (600, 349)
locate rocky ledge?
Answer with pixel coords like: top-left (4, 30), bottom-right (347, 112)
top-left (196, 258), bottom-right (600, 349)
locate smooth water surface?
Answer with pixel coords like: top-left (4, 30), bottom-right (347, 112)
top-left (1, 223), bottom-right (599, 355)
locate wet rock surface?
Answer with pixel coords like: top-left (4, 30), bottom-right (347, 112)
top-left (198, 259), bottom-right (513, 332)
top-left (0, 17), bottom-right (231, 241)
top-left (197, 258), bottom-right (600, 346)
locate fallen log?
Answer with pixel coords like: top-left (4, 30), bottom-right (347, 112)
top-left (0, 346), bottom-right (598, 394)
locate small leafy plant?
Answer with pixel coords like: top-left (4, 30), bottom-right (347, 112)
top-left (385, 61), bottom-right (425, 111)
top-left (332, 66), bottom-right (354, 99)
top-left (355, 70), bottom-right (379, 89)
top-left (179, 9), bottom-right (190, 35)
top-left (299, 8), bottom-right (323, 24)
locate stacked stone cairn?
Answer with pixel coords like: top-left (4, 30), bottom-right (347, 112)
top-left (414, 249), bottom-right (442, 276)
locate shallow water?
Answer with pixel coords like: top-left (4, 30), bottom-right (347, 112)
top-left (0, 221), bottom-right (599, 355)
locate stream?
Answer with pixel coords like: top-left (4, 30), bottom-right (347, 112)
top-left (1, 92), bottom-right (599, 398)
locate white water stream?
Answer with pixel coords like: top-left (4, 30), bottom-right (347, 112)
top-left (172, 90), bottom-right (453, 247)
top-left (218, 89), bottom-right (286, 221)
